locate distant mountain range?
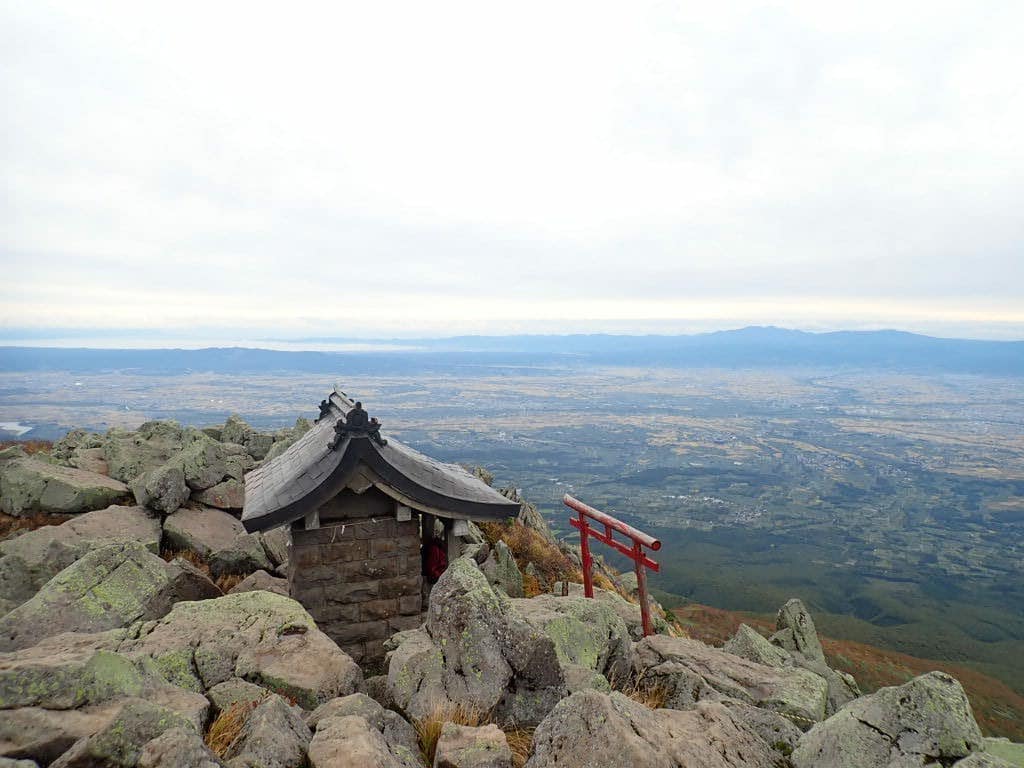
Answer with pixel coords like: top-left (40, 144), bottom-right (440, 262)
top-left (2, 327), bottom-right (1022, 375)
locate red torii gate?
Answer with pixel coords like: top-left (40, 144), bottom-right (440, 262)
top-left (563, 494), bottom-right (661, 637)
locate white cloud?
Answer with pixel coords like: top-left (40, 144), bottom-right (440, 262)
top-left (2, 0), bottom-right (1023, 338)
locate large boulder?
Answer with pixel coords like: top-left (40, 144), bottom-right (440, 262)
top-left (217, 693), bottom-right (311, 768)
top-left (481, 541), bottom-right (524, 598)
top-left (131, 462), bottom-right (189, 514)
top-left (550, 582), bottom-right (673, 640)
top-left (634, 634), bottom-right (829, 726)
top-left (48, 698), bottom-right (195, 768)
top-left (791, 671), bottom-right (985, 768)
top-left (193, 479), bottom-right (245, 512)
top-left (0, 505), bottom-right (161, 609)
top-left (177, 432), bottom-right (231, 492)
top-left (0, 456), bottom-right (130, 516)
top-left (228, 570), bottom-right (289, 597)
top-left (0, 543), bottom-right (220, 651)
top-left (307, 715), bottom-right (421, 768)
top-left (526, 690), bottom-right (780, 768)
top-left (387, 557), bottom-right (565, 726)
top-left (305, 693), bottom-right (420, 767)
top-left (435, 723), bottom-right (512, 768)
top-left (116, 591), bottom-right (362, 709)
top-left (208, 534), bottom-right (273, 580)
top-left (221, 416), bottom-right (274, 461)
top-left (511, 594), bottom-right (632, 691)
top-left (162, 506), bottom-right (244, 557)
top-left (138, 727), bottom-right (224, 768)
top-left (102, 423), bottom-right (186, 484)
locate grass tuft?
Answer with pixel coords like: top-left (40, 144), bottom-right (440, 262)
top-left (0, 511), bottom-right (73, 539)
top-left (505, 727), bottom-right (535, 768)
top-left (205, 699), bottom-right (258, 757)
top-left (413, 702), bottom-right (487, 766)
top-left (478, 519), bottom-right (577, 587)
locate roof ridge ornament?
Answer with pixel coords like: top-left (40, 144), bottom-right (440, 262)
top-left (328, 400), bottom-right (388, 449)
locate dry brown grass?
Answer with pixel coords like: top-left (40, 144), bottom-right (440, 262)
top-left (215, 573), bottom-right (245, 593)
top-left (0, 439), bottom-right (52, 455)
top-left (478, 519), bottom-right (576, 586)
top-left (522, 572), bottom-right (542, 598)
top-left (161, 548), bottom-right (214, 579)
top-left (413, 702), bottom-right (487, 766)
top-left (205, 699), bottom-right (257, 757)
top-left (505, 727), bottom-right (535, 768)
top-left (0, 511), bottom-right (72, 539)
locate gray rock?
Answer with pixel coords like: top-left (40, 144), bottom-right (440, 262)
top-left (717, 698), bottom-right (803, 759)
top-left (511, 594), bottom-right (633, 688)
top-left (387, 557), bottom-right (565, 726)
top-left (363, 674), bottom-right (395, 710)
top-left (308, 715), bottom-right (419, 768)
top-left (139, 727), bottom-right (225, 768)
top-left (163, 506), bottom-right (245, 558)
top-left (0, 456), bottom-right (130, 516)
top-left (434, 723), bottom-right (512, 768)
top-left (206, 678), bottom-right (269, 715)
top-left (0, 505), bottom-right (161, 608)
top-left (132, 461), bottom-right (190, 514)
top-left (193, 479), bottom-right (245, 511)
top-left (526, 690), bottom-right (780, 768)
top-left (208, 534), bottom-right (273, 579)
top-left (634, 634), bottom-right (829, 726)
top-left (52, 429), bottom-right (103, 462)
top-left (228, 570), bottom-right (289, 597)
top-left (305, 692), bottom-right (419, 765)
top-left (0, 704), bottom-right (125, 765)
top-left (221, 694), bottom-right (310, 768)
top-left (724, 623), bottom-right (791, 668)
top-left (178, 432), bottom-right (231, 491)
top-left (771, 598), bottom-right (826, 663)
top-left (117, 591), bottom-right (362, 709)
top-left (550, 581), bottom-right (672, 640)
top-left (48, 698), bottom-right (195, 768)
top-left (102, 424), bottom-right (185, 484)
top-left (791, 671), bottom-right (985, 768)
top-left (0, 760), bottom-right (39, 768)
top-left (0, 542), bottom-right (220, 651)
top-left (261, 527), bottom-right (291, 567)
top-left (481, 541), bottom-right (524, 598)
top-left (954, 754), bottom-right (1019, 767)
top-left (221, 416), bottom-right (273, 461)
top-left (983, 738), bottom-right (1024, 767)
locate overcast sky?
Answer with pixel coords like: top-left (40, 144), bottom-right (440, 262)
top-left (3, 1), bottom-right (1023, 340)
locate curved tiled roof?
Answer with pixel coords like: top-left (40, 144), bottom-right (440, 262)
top-left (241, 389), bottom-right (519, 532)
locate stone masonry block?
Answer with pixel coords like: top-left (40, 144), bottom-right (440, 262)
top-left (388, 614), bottom-right (423, 633)
top-left (336, 558), bottom-right (399, 581)
top-left (328, 619), bottom-right (389, 644)
top-left (320, 539), bottom-right (370, 563)
top-left (399, 594), bottom-right (423, 615)
top-left (324, 580), bottom-right (380, 602)
top-left (379, 574), bottom-right (422, 599)
top-left (360, 598), bottom-right (399, 622)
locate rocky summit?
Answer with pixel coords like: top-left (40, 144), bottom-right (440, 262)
top-left (0, 418), bottom-right (1021, 767)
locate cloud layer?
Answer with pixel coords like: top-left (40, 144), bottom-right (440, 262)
top-left (3, 1), bottom-right (1023, 338)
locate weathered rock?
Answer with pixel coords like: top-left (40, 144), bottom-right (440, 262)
top-left (117, 591), bottom-right (362, 709)
top-left (0, 758), bottom-right (38, 768)
top-left (193, 479), bottom-right (246, 511)
top-left (0, 704), bottom-right (125, 765)
top-left (131, 461), bottom-right (190, 514)
top-left (526, 690), bottom-right (780, 768)
top-left (954, 754), bottom-right (1019, 767)
top-left (49, 698), bottom-right (194, 768)
top-left (434, 723), bottom-right (512, 768)
top-left (511, 594), bottom-right (632, 690)
top-left (261, 527), bottom-right (290, 567)
top-left (220, 693), bottom-right (310, 768)
top-left (724, 623), bottom-right (791, 668)
top-left (0, 505), bottom-right (161, 608)
top-left (983, 738), bottom-right (1024, 767)
top-left (481, 541), bottom-right (524, 598)
top-left (791, 671), bottom-right (984, 768)
top-left (163, 506), bottom-right (245, 557)
top-left (68, 447), bottom-right (109, 475)
top-left (387, 557), bottom-right (565, 726)
top-left (228, 570), bottom-right (289, 597)
top-left (771, 598), bottom-right (825, 663)
top-left (102, 423), bottom-right (185, 484)
top-left (0, 456), bottom-right (130, 516)
top-left (221, 416), bottom-right (273, 461)
top-left (208, 534), bottom-right (272, 579)
top-left (308, 715), bottom-right (418, 768)
top-left (206, 678), bottom-right (269, 715)
top-left (178, 432), bottom-right (230, 491)
top-left (550, 582), bottom-right (672, 640)
top-left (0, 543), bottom-right (220, 651)
top-left (305, 693), bottom-right (419, 765)
top-left (634, 634), bottom-right (828, 726)
top-left (139, 727), bottom-right (225, 768)
top-left (717, 698), bottom-right (803, 759)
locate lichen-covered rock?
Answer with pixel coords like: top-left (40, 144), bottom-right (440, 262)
top-left (208, 534), bottom-right (272, 579)
top-left (526, 690), bottom-right (780, 768)
top-left (0, 505), bottom-right (161, 608)
top-left (138, 727), bottom-right (225, 768)
top-left (0, 704), bottom-right (126, 765)
top-left (306, 693), bottom-right (419, 765)
top-left (954, 754), bottom-right (1019, 767)
top-left (634, 634), bottom-right (828, 726)
top-left (219, 693), bottom-right (311, 768)
top-left (221, 416), bottom-right (274, 461)
top-left (261, 527), bottom-right (290, 568)
top-left (193, 479), bottom-right (245, 511)
top-left (0, 456), bottom-right (130, 516)
top-left (131, 462), bottom-right (190, 514)
top-left (434, 723), bottom-right (512, 768)
top-left (724, 623), bottom-right (791, 668)
top-left (163, 506), bottom-right (245, 557)
top-left (481, 541), bottom-right (524, 598)
top-left (550, 582), bottom-right (672, 640)
top-left (770, 598), bottom-right (825, 663)
top-left (791, 671), bottom-right (984, 768)
top-left (308, 714), bottom-right (421, 768)
top-left (387, 557), bottom-right (565, 726)
top-left (0, 543), bottom-right (220, 651)
top-left (511, 594), bottom-right (632, 690)
top-left (206, 678), bottom-right (269, 715)
top-left (0, 758), bottom-right (39, 768)
top-left (177, 431), bottom-right (231, 491)
top-left (228, 570), bottom-right (289, 597)
top-left (117, 591), bottom-right (362, 709)
top-left (102, 423), bottom-right (185, 484)
top-left (48, 698), bottom-right (194, 768)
